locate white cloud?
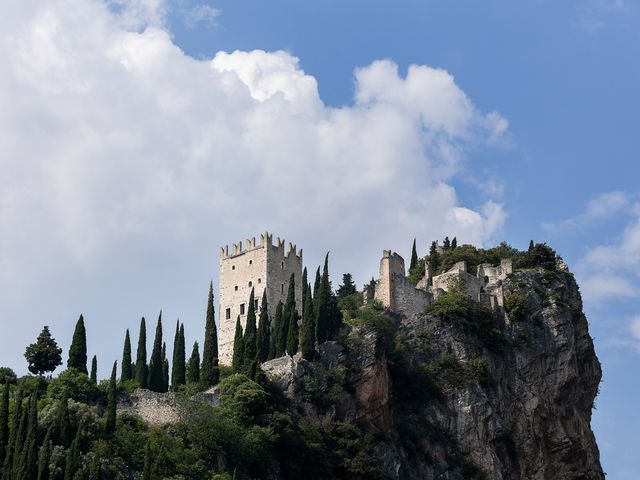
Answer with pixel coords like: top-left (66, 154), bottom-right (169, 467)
top-left (183, 4), bottom-right (219, 30)
top-left (630, 316), bottom-right (640, 350)
top-left (0, 0), bottom-right (508, 371)
top-left (543, 191), bottom-right (631, 232)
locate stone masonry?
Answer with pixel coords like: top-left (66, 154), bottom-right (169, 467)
top-left (218, 232), bottom-right (303, 365)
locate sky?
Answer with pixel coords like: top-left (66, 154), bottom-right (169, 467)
top-left (0, 0), bottom-right (639, 477)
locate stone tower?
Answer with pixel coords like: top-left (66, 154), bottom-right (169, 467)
top-left (218, 232), bottom-right (303, 365)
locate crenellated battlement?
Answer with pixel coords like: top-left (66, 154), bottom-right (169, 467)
top-left (220, 231), bottom-right (302, 261)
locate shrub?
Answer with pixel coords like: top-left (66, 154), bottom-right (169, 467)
top-left (514, 243), bottom-right (556, 270)
top-left (0, 367), bottom-right (17, 384)
top-left (504, 292), bottom-right (528, 322)
top-left (47, 368), bottom-right (101, 402)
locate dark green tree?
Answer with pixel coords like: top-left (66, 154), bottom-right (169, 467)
top-left (24, 326), bottom-right (62, 376)
top-left (231, 317), bottom-right (244, 373)
top-left (429, 241), bottom-right (441, 273)
top-left (201, 282), bottom-right (219, 389)
top-left (121, 329), bottom-right (133, 381)
top-left (313, 267), bottom-right (321, 312)
top-left (286, 306), bottom-right (299, 356)
top-left (301, 267), bottom-right (308, 314)
top-left (300, 288), bottom-right (316, 360)
top-left (243, 289), bottom-right (257, 368)
top-left (11, 392), bottom-right (28, 478)
top-left (141, 442), bottom-right (152, 480)
top-left (89, 449), bottom-right (102, 480)
top-left (21, 394), bottom-right (38, 480)
top-left (36, 426), bottom-right (52, 480)
top-left (336, 273), bottom-right (357, 299)
top-left (67, 315), bottom-right (88, 374)
top-left (451, 237), bottom-right (457, 249)
top-left (2, 388), bottom-right (22, 480)
top-left (443, 236), bottom-right (451, 249)
top-left (161, 342), bottom-right (169, 393)
top-left (56, 389), bottom-right (70, 448)
top-left (63, 425), bottom-right (82, 480)
top-left (90, 355), bottom-right (97, 384)
top-left (271, 301), bottom-right (284, 358)
top-left (106, 361), bottom-right (117, 433)
top-left (528, 239), bottom-right (534, 252)
top-left (187, 342), bottom-right (200, 384)
top-left (279, 274), bottom-right (296, 354)
top-left (135, 318), bottom-right (148, 388)
top-left (410, 238), bottom-right (418, 272)
top-left (172, 322), bottom-right (186, 390)
top-left (147, 313), bottom-right (164, 392)
top-left (316, 254), bottom-right (339, 343)
top-left (256, 290), bottom-right (270, 363)
top-left (0, 381), bottom-right (9, 467)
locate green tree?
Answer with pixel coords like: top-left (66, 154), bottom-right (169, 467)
top-left (67, 315), bottom-right (88, 374)
top-left (121, 329), bottom-right (133, 381)
top-left (36, 427), bottom-right (52, 480)
top-left (106, 361), bottom-right (117, 433)
top-left (187, 342), bottom-right (200, 385)
top-left (20, 394), bottom-right (38, 480)
top-left (201, 282), bottom-right (219, 389)
top-left (410, 238), bottom-right (418, 272)
top-left (56, 389), bottom-right (71, 448)
top-left (172, 322), bottom-right (186, 390)
top-left (429, 241), bottom-right (441, 273)
top-left (528, 239), bottom-right (534, 252)
top-left (317, 254), bottom-right (341, 342)
top-left (271, 301), bottom-right (284, 359)
top-left (256, 291), bottom-right (270, 363)
top-left (232, 317), bottom-right (244, 374)
top-left (0, 381), bottom-right (9, 467)
top-left (147, 313), bottom-right (164, 392)
top-left (313, 267), bottom-right (321, 313)
top-left (2, 388), bottom-right (22, 479)
top-left (63, 426), bottom-right (82, 480)
top-left (336, 273), bottom-right (357, 299)
top-left (300, 288), bottom-right (316, 360)
top-left (443, 236), bottom-right (451, 250)
top-left (12, 393), bottom-right (28, 478)
top-left (0, 369), bottom-right (17, 386)
top-left (279, 274), bottom-right (296, 354)
top-left (141, 441), bottom-right (152, 480)
top-left (90, 355), bottom-right (97, 384)
top-left (451, 237), bottom-right (458, 249)
top-left (24, 326), bottom-right (62, 376)
top-left (243, 289), bottom-right (257, 369)
top-left (161, 342), bottom-right (169, 393)
top-left (135, 318), bottom-right (148, 388)
top-left (301, 267), bottom-right (308, 314)
top-left (286, 307), bottom-right (299, 356)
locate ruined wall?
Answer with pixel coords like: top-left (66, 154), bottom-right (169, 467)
top-left (375, 251), bottom-right (430, 315)
top-left (432, 269), bottom-right (481, 301)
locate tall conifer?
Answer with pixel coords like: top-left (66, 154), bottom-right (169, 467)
top-left (147, 313), bottom-right (164, 392)
top-left (11, 394), bottom-right (28, 478)
top-left (21, 394), bottom-right (38, 480)
top-left (90, 355), bottom-right (97, 384)
top-left (67, 315), bottom-right (88, 374)
top-left (256, 291), bottom-right (270, 363)
top-left (106, 361), bottom-right (117, 433)
top-left (36, 427), bottom-right (52, 480)
top-left (243, 289), bottom-right (257, 368)
top-left (201, 282), bottom-right (219, 388)
top-left (2, 389), bottom-right (22, 480)
top-left (141, 442), bottom-right (152, 480)
top-left (187, 342), bottom-right (200, 384)
top-left (0, 381), bottom-right (9, 467)
top-left (57, 389), bottom-right (70, 448)
top-left (300, 288), bottom-right (316, 360)
top-left (313, 268), bottom-right (321, 314)
top-left (161, 342), bottom-right (169, 393)
top-left (63, 426), bottom-right (81, 480)
top-left (286, 307), bottom-right (299, 356)
top-left (231, 317), bottom-right (244, 373)
top-left (272, 301), bottom-right (284, 358)
top-left (301, 267), bottom-right (308, 314)
top-left (172, 322), bottom-right (186, 390)
top-left (121, 329), bottom-right (132, 381)
top-left (279, 274), bottom-right (296, 355)
top-left (410, 238), bottom-right (418, 272)
top-left (135, 318), bottom-right (148, 388)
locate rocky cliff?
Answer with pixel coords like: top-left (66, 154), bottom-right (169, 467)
top-left (262, 267), bottom-right (603, 480)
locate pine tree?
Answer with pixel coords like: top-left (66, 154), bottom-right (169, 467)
top-left (410, 238), bottom-right (418, 272)
top-left (147, 313), bottom-right (164, 392)
top-left (36, 426), bottom-right (52, 480)
top-left (161, 342), bottom-right (169, 393)
top-left (300, 288), bottom-right (316, 360)
top-left (121, 329), bottom-right (133, 381)
top-left (443, 236), bottom-right (451, 249)
top-left (256, 290), bottom-right (270, 363)
top-left (106, 361), bottom-right (117, 433)
top-left (286, 306), bottom-right (299, 356)
top-left (279, 274), bottom-right (296, 355)
top-left (24, 326), bottom-right (62, 376)
top-left (57, 389), bottom-right (70, 448)
top-left (187, 342), bottom-right (200, 384)
top-left (135, 318), bottom-right (148, 388)
top-left (67, 315), bottom-right (88, 374)
top-left (231, 317), bottom-right (244, 373)
top-left (64, 426), bottom-right (82, 480)
top-left (0, 381), bottom-right (9, 467)
top-left (2, 388), bottom-right (22, 480)
top-left (451, 237), bottom-right (457, 249)
top-left (243, 289), bottom-right (257, 369)
top-left (201, 282), bottom-right (219, 388)
top-left (172, 322), bottom-right (186, 390)
top-left (271, 301), bottom-right (284, 358)
top-left (90, 355), bottom-right (97, 384)
top-left (429, 241), bottom-right (441, 273)
top-left (336, 273), bottom-right (357, 299)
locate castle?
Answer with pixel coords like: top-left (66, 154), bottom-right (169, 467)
top-left (218, 232), bottom-right (302, 365)
top-left (217, 232), bottom-right (511, 364)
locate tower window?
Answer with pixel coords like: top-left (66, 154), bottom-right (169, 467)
top-left (235, 285), bottom-right (238, 291)
top-left (281, 261), bottom-right (285, 270)
top-left (225, 308), bottom-right (231, 320)
top-left (255, 299), bottom-right (259, 310)
top-left (240, 303), bottom-right (245, 315)
top-left (248, 281), bottom-right (253, 287)
top-left (232, 265), bottom-right (235, 270)
top-left (258, 278), bottom-right (262, 284)
top-left (281, 284), bottom-right (284, 293)
top-left (249, 260), bottom-right (253, 265)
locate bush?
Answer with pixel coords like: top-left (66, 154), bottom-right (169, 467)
top-left (47, 368), bottom-right (101, 402)
top-left (505, 292), bottom-right (528, 321)
top-left (514, 243), bottom-right (556, 270)
top-left (432, 289), bottom-right (470, 325)
top-left (338, 293), bottom-right (364, 318)
top-left (0, 367), bottom-right (17, 384)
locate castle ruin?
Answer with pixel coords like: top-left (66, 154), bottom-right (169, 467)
top-left (218, 232), bottom-right (302, 365)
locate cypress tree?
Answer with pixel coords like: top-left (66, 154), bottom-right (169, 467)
top-left (316, 256), bottom-right (330, 344)
top-left (11, 393), bottom-right (28, 479)
top-left (89, 449), bottom-right (101, 480)
top-left (313, 268), bottom-right (321, 314)
top-left (451, 237), bottom-right (457, 249)
top-left (161, 342), bottom-right (169, 393)
top-left (187, 342), bottom-right (200, 384)
top-left (271, 301), bottom-right (283, 358)
top-left (300, 288), bottom-right (316, 360)
top-left (410, 238), bottom-right (418, 272)
top-left (36, 426), bottom-right (52, 480)
top-left (90, 355), bottom-right (97, 384)
top-left (0, 381), bottom-right (9, 467)
top-left (135, 318), bottom-right (148, 388)
top-left (201, 282), bottom-right (219, 389)
top-left (279, 274), bottom-right (296, 355)
top-left (429, 241), bottom-right (441, 273)
top-left (141, 442), bottom-right (152, 480)
top-left (528, 239), bottom-right (534, 252)
top-left (147, 313), bottom-right (163, 392)
top-left (301, 267), bottom-right (308, 314)
top-left (20, 394), bottom-right (38, 480)
top-left (286, 307), bottom-right (299, 356)
top-left (231, 317), bottom-right (244, 373)
top-left (243, 289), bottom-right (257, 368)
top-left (106, 361), bottom-right (117, 433)
top-left (172, 323), bottom-right (186, 390)
top-left (67, 314), bottom-right (88, 374)
top-left (121, 330), bottom-right (132, 381)
top-left (63, 426), bottom-right (81, 480)
top-left (256, 291), bottom-right (270, 363)
top-left (56, 389), bottom-right (70, 448)
top-left (2, 389), bottom-right (22, 480)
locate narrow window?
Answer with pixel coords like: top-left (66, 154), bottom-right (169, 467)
top-left (232, 265), bottom-right (235, 270)
top-left (240, 303), bottom-right (245, 315)
top-left (249, 260), bottom-right (253, 265)
top-left (258, 278), bottom-right (262, 284)
top-left (281, 261), bottom-right (285, 270)
top-left (225, 308), bottom-right (231, 320)
top-left (248, 281), bottom-right (253, 287)
top-left (255, 299), bottom-right (259, 310)
top-left (281, 284), bottom-right (284, 293)
top-left (234, 285), bottom-right (238, 291)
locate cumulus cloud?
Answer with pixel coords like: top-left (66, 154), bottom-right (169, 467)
top-left (0, 0), bottom-right (508, 371)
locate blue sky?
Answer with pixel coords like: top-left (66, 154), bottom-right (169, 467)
top-left (1, 0), bottom-right (639, 477)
